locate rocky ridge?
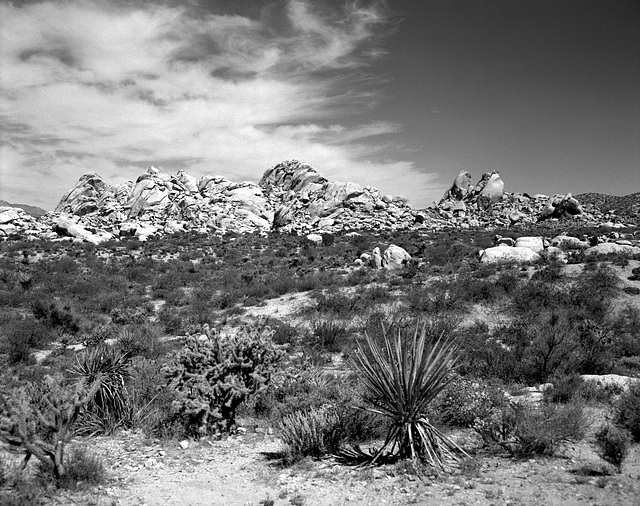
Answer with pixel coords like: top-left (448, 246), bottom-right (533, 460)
top-left (0, 161), bottom-right (638, 244)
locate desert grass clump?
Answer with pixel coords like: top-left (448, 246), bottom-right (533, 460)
top-left (350, 323), bottom-right (466, 472)
top-left (310, 320), bottom-right (351, 353)
top-left (280, 408), bottom-right (343, 463)
top-left (36, 446), bottom-right (106, 489)
top-left (594, 424), bottom-right (631, 473)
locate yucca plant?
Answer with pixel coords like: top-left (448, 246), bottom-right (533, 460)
top-left (68, 345), bottom-right (131, 435)
top-left (350, 323), bottom-right (467, 472)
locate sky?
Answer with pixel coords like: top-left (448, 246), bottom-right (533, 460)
top-left (0, 0), bottom-right (638, 210)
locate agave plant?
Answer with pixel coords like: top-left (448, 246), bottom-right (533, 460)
top-left (351, 323), bottom-right (467, 472)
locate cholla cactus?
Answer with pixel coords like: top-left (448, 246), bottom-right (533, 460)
top-left (0, 374), bottom-right (101, 479)
top-left (164, 325), bottom-right (283, 434)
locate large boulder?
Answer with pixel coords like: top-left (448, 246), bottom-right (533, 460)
top-left (443, 170), bottom-right (473, 201)
top-left (480, 172), bottom-right (504, 204)
top-left (371, 247), bottom-right (383, 269)
top-left (54, 216), bottom-right (105, 245)
top-left (382, 244), bottom-right (411, 270)
top-left (0, 208), bottom-right (21, 224)
top-left (55, 173), bottom-right (110, 216)
top-left (514, 236), bottom-right (545, 253)
top-left (539, 193), bottom-right (584, 221)
top-left (550, 235), bottom-right (589, 250)
top-left (585, 243), bottom-right (640, 256)
top-left (480, 245), bottom-right (541, 264)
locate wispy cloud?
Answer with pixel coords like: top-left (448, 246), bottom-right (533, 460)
top-left (0, 0), bottom-right (440, 209)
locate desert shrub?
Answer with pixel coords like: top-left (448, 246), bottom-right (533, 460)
top-left (511, 281), bottom-right (571, 315)
top-left (309, 320), bottom-right (351, 353)
top-left (253, 363), bottom-right (386, 443)
top-left (531, 262), bottom-right (564, 282)
top-left (110, 303), bottom-right (152, 325)
top-left (623, 286), bottom-right (640, 295)
top-left (476, 401), bottom-right (587, 457)
top-left (405, 283), bottom-right (459, 314)
top-left (614, 383), bottom-right (640, 442)
top-left (158, 307), bottom-right (184, 335)
top-left (30, 299), bottom-right (79, 335)
top-left (357, 284), bottom-right (391, 304)
top-left (451, 275), bottom-right (502, 304)
top-left (462, 311), bottom-right (612, 385)
top-left (436, 376), bottom-right (496, 428)
top-left (36, 446), bottom-right (106, 489)
top-left (280, 407), bottom-right (343, 462)
top-left (494, 269), bottom-right (521, 295)
top-left (163, 325), bottom-right (283, 435)
top-left (594, 424), bottom-right (631, 472)
top-left (542, 374), bottom-right (605, 404)
top-left (1, 318), bottom-right (53, 365)
top-left (312, 292), bottom-right (359, 315)
top-left (264, 318), bottom-right (300, 346)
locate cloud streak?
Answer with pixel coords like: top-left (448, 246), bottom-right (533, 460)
top-left (0, 0), bottom-right (442, 209)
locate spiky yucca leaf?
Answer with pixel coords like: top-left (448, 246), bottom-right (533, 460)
top-left (68, 345), bottom-right (131, 434)
top-left (351, 324), bottom-right (467, 471)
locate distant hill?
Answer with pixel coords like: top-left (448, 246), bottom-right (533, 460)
top-left (0, 199), bottom-right (47, 218)
top-left (575, 192), bottom-right (640, 221)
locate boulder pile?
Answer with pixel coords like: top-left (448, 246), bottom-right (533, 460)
top-left (0, 162), bottom-right (638, 244)
top-left (356, 244), bottom-right (412, 270)
top-left (432, 170), bottom-right (637, 230)
top-left (480, 232), bottom-right (640, 264)
top-left (260, 161), bottom-right (416, 234)
top-left (38, 160), bottom-right (420, 242)
top-left (0, 206), bottom-right (50, 240)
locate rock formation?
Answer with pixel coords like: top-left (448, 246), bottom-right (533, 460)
top-left (1, 161), bottom-right (638, 244)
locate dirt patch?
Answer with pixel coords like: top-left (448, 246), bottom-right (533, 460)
top-left (4, 422), bottom-right (635, 506)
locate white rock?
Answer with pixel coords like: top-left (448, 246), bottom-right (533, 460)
top-left (0, 209), bottom-right (21, 224)
top-left (480, 245), bottom-right (541, 264)
top-left (585, 243), bottom-right (640, 256)
top-left (371, 247), bottom-right (383, 269)
top-left (306, 233), bottom-right (323, 244)
top-left (550, 235), bottom-right (589, 250)
top-left (382, 244), bottom-right (411, 270)
top-left (514, 236), bottom-right (545, 253)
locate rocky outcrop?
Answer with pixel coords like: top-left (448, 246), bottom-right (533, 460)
top-left (431, 170), bottom-right (637, 231)
top-left (48, 166), bottom-right (278, 239)
top-left (0, 206), bottom-right (50, 239)
top-left (3, 162), bottom-right (638, 245)
top-left (442, 171), bottom-right (473, 201)
top-left (260, 160), bottom-right (417, 234)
